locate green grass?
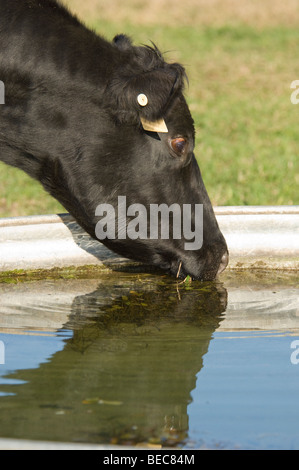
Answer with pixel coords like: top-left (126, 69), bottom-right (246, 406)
top-left (1, 19), bottom-right (299, 217)
top-left (0, 165), bottom-right (64, 217)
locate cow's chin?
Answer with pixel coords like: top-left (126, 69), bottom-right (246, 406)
top-left (149, 254), bottom-right (217, 282)
top-left (166, 259), bottom-right (217, 282)
top-left (100, 239), bottom-right (228, 282)
top-left (162, 248), bottom-right (229, 281)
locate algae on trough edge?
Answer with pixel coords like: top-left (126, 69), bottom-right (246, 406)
top-left (0, 265), bottom-right (112, 283)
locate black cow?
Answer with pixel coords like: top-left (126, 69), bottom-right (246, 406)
top-left (0, 0), bottom-right (228, 280)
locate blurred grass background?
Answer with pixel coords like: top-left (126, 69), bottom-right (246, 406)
top-left (1, 0), bottom-right (299, 216)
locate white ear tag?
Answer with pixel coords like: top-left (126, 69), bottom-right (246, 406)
top-left (137, 93), bottom-right (148, 106)
top-left (140, 117), bottom-right (168, 133)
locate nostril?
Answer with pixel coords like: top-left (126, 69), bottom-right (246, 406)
top-left (217, 251), bottom-right (229, 275)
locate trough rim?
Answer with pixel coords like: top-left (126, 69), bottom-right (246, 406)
top-left (1, 204), bottom-right (299, 228)
top-left (0, 205), bottom-right (299, 274)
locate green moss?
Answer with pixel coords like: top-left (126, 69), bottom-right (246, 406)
top-left (0, 265), bottom-right (111, 283)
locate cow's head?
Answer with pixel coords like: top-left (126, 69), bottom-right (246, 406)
top-left (29, 34), bottom-right (228, 280)
top-left (78, 35), bottom-right (228, 281)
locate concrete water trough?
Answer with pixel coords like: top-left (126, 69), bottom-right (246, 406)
top-left (0, 206), bottom-right (299, 450)
top-left (0, 205), bottom-right (298, 273)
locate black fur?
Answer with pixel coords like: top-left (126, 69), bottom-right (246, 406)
top-left (0, 0), bottom-right (228, 280)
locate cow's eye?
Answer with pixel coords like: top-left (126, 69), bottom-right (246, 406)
top-left (170, 137), bottom-right (188, 156)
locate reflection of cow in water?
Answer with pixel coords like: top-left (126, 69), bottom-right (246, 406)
top-left (0, 0), bottom-right (228, 280)
top-left (0, 280), bottom-right (227, 446)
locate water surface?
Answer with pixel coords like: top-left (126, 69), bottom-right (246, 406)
top-left (0, 270), bottom-right (298, 449)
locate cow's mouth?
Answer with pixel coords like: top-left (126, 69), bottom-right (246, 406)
top-left (171, 249), bottom-right (229, 282)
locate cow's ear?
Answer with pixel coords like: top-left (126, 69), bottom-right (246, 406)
top-left (130, 62), bottom-right (186, 122)
top-left (108, 60), bottom-right (186, 129)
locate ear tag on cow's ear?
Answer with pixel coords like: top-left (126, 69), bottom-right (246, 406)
top-left (137, 93), bottom-right (168, 133)
top-left (137, 94), bottom-right (148, 107)
top-left (140, 117), bottom-right (168, 133)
